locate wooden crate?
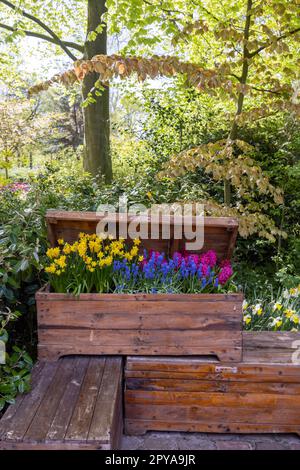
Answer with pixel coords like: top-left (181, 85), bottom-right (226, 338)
top-left (36, 288), bottom-right (243, 361)
top-left (124, 332), bottom-right (300, 436)
top-left (0, 356), bottom-right (123, 450)
top-left (36, 210), bottom-right (242, 362)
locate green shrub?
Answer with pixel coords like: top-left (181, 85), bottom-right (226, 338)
top-left (0, 308), bottom-right (33, 411)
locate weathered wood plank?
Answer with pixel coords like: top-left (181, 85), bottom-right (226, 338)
top-left (125, 402), bottom-right (300, 425)
top-left (36, 290), bottom-right (244, 302)
top-left (0, 362), bottom-right (60, 442)
top-left (243, 331), bottom-right (300, 363)
top-left (46, 357), bottom-right (90, 441)
top-left (88, 357), bottom-right (123, 446)
top-left (37, 328), bottom-right (242, 362)
top-left (65, 357), bottom-right (106, 441)
top-left (125, 377), bottom-right (300, 395)
top-left (0, 361), bottom-right (45, 439)
top-left (124, 419), bottom-right (300, 436)
top-left (24, 358), bottom-right (76, 442)
top-left (38, 301), bottom-right (241, 329)
top-left (39, 328), bottom-right (242, 345)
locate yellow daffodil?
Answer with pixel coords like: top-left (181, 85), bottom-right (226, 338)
top-left (243, 315), bottom-right (251, 325)
top-left (130, 246), bottom-right (139, 257)
top-left (273, 302), bottom-right (282, 311)
top-left (133, 238), bottom-right (141, 246)
top-left (105, 256), bottom-right (113, 266)
top-left (71, 242), bottom-right (78, 252)
top-left (289, 286), bottom-right (300, 297)
top-left (46, 247), bottom-right (60, 259)
top-left (242, 300), bottom-right (248, 311)
top-left (77, 241), bottom-right (87, 257)
top-left (45, 264), bottom-right (56, 274)
top-left (284, 308), bottom-right (295, 318)
top-left (63, 243), bottom-right (72, 255)
top-left (291, 314), bottom-right (299, 325)
top-left (273, 317), bottom-right (283, 328)
top-left (138, 255), bottom-right (144, 262)
top-left (57, 238), bottom-right (64, 245)
top-left (253, 303), bottom-right (263, 316)
top-left (55, 256), bottom-right (67, 269)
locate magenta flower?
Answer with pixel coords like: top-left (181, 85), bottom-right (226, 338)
top-left (218, 265), bottom-right (233, 285)
top-left (200, 250), bottom-right (217, 267)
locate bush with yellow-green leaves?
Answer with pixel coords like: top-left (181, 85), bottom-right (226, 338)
top-left (243, 285), bottom-right (300, 331)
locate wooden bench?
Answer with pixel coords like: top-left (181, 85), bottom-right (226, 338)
top-left (124, 331), bottom-right (300, 436)
top-left (0, 356), bottom-right (123, 450)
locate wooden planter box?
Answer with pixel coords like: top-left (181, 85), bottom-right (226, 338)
top-left (36, 287), bottom-right (243, 361)
top-left (36, 210), bottom-right (242, 362)
top-left (124, 332), bottom-right (300, 437)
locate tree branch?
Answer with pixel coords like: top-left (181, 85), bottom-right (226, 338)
top-left (0, 0), bottom-right (78, 60)
top-left (249, 27), bottom-right (300, 58)
top-left (249, 85), bottom-right (283, 95)
top-left (0, 22), bottom-right (84, 52)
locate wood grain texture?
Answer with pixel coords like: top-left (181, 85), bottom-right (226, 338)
top-left (36, 290), bottom-right (243, 362)
top-left (0, 356), bottom-right (123, 450)
top-left (124, 332), bottom-right (300, 436)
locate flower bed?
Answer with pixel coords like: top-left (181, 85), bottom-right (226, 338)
top-left (44, 233), bottom-right (237, 295)
top-left (36, 232), bottom-right (243, 362)
top-left (243, 285), bottom-right (300, 331)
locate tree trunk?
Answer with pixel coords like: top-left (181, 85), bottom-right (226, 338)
top-left (225, 0), bottom-right (252, 205)
top-left (82, 0), bottom-right (112, 182)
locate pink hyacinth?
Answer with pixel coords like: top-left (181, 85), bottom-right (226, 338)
top-left (201, 263), bottom-right (210, 276)
top-left (218, 265), bottom-right (233, 285)
top-left (200, 250), bottom-right (217, 267)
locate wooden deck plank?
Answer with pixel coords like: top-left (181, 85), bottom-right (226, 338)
top-left (65, 357), bottom-right (106, 441)
top-left (46, 357), bottom-right (90, 441)
top-left (88, 357), bottom-right (123, 443)
top-left (24, 358), bottom-right (75, 442)
top-left (0, 361), bottom-right (45, 439)
top-left (0, 362), bottom-right (59, 442)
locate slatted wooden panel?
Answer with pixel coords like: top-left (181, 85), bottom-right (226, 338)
top-left (36, 290), bottom-right (243, 362)
top-left (0, 356), bottom-right (123, 450)
top-left (124, 331), bottom-right (300, 436)
top-left (45, 210), bottom-right (239, 260)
